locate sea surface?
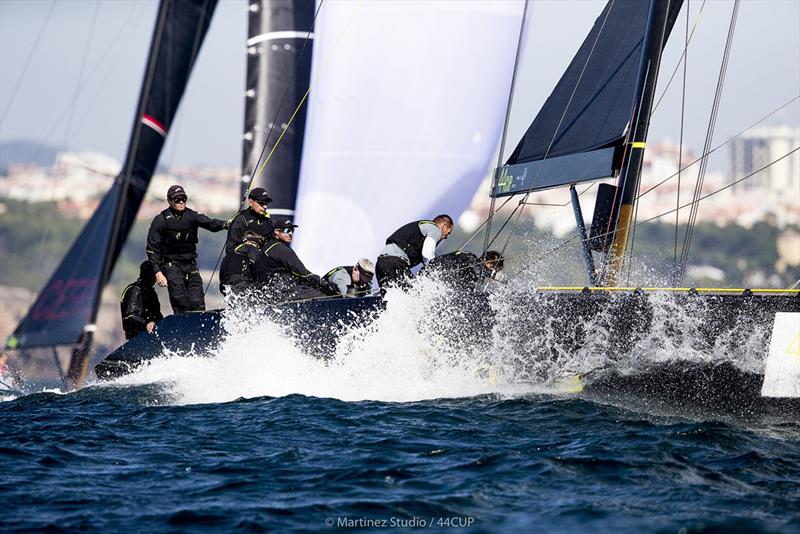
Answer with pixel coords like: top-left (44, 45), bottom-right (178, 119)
top-left (2, 283), bottom-right (799, 532)
top-left (2, 384), bottom-right (799, 533)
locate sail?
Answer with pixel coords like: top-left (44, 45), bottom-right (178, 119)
top-left (494, 0), bottom-right (682, 196)
top-left (240, 0), bottom-right (314, 215)
top-left (293, 0), bottom-right (526, 273)
top-left (6, 0), bottom-right (218, 350)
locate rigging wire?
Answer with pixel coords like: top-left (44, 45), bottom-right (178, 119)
top-left (242, 0), bottom-right (326, 199)
top-left (204, 0), bottom-right (331, 296)
top-left (0, 0), bottom-right (56, 124)
top-left (481, 0), bottom-right (530, 259)
top-left (508, 146), bottom-right (799, 281)
top-left (651, 0), bottom-right (706, 115)
top-left (488, 0), bottom-right (617, 261)
top-left (678, 0), bottom-right (740, 283)
top-left (249, 0), bottom-right (362, 188)
top-left (637, 95), bottom-right (800, 199)
top-left (673, 0), bottom-right (690, 283)
top-left (30, 0), bottom-right (102, 301)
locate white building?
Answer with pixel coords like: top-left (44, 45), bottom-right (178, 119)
top-left (730, 125), bottom-right (800, 227)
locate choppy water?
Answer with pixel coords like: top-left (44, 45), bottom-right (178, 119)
top-left (2, 280), bottom-right (799, 532)
top-left (2, 386), bottom-right (799, 532)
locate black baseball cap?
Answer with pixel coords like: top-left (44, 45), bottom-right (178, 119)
top-left (272, 215), bottom-right (298, 230)
top-left (167, 185), bottom-right (187, 200)
top-left (248, 187), bottom-right (273, 204)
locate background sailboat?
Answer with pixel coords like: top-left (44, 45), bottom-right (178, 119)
top-left (4, 0), bottom-right (219, 387)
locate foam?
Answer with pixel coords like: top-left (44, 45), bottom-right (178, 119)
top-left (104, 255), bottom-right (770, 406)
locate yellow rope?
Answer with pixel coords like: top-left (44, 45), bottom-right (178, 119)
top-left (251, 0), bottom-right (363, 188)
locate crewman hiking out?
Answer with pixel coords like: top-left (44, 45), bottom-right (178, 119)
top-left (255, 216), bottom-right (336, 302)
top-left (146, 185), bottom-right (227, 314)
top-left (120, 261), bottom-right (163, 340)
top-left (322, 258), bottom-right (376, 297)
top-left (375, 215), bottom-right (454, 290)
top-left (225, 187), bottom-right (273, 254)
top-left (219, 231), bottom-right (265, 294)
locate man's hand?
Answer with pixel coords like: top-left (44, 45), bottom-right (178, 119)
top-left (156, 272), bottom-right (168, 287)
top-left (146, 321), bottom-right (156, 334)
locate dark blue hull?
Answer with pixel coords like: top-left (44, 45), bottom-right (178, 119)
top-left (95, 290), bottom-right (798, 404)
top-left (95, 296), bottom-right (383, 380)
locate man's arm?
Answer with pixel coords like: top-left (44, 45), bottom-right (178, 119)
top-left (329, 270), bottom-right (351, 297)
top-left (419, 222), bottom-right (442, 264)
top-left (146, 216), bottom-right (165, 273)
top-left (272, 246), bottom-right (325, 289)
top-left (225, 213), bottom-right (246, 254)
top-left (196, 212), bottom-right (227, 232)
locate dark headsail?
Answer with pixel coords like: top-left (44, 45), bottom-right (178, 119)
top-left (493, 0), bottom-right (682, 197)
top-left (6, 0), bottom-right (219, 386)
top-left (240, 0), bottom-right (314, 216)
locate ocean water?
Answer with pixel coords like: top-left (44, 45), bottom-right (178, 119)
top-left (2, 280), bottom-right (799, 532)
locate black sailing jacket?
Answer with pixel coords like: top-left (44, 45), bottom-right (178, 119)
top-left (146, 207), bottom-right (225, 270)
top-left (224, 207), bottom-right (273, 254)
top-left (385, 220), bottom-right (434, 268)
top-left (120, 281), bottom-right (163, 340)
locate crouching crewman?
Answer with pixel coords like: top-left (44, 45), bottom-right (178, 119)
top-left (121, 261), bottom-right (163, 339)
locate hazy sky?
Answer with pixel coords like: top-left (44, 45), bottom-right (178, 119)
top-left (1, 0), bottom-right (798, 168)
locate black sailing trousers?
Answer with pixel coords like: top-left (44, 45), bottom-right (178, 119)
top-left (375, 255), bottom-right (412, 295)
top-left (162, 262), bottom-right (205, 314)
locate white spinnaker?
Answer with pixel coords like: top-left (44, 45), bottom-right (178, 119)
top-left (293, 0), bottom-right (525, 272)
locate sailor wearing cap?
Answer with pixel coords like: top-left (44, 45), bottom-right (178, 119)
top-left (224, 187), bottom-right (274, 254)
top-left (255, 216), bottom-right (334, 301)
top-left (322, 258), bottom-right (376, 297)
top-left (146, 185), bottom-right (227, 314)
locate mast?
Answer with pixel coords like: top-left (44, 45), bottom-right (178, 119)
top-left (240, 0), bottom-right (314, 216)
top-left (603, 0), bottom-right (675, 285)
top-left (65, 0), bottom-right (173, 388)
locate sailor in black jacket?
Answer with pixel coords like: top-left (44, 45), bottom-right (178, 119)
top-left (219, 231), bottom-right (265, 294)
top-left (255, 216), bottom-right (334, 301)
top-left (146, 185), bottom-right (227, 313)
top-left (224, 187), bottom-right (274, 254)
top-left (120, 261), bottom-right (163, 340)
top-left (375, 214), bottom-right (454, 290)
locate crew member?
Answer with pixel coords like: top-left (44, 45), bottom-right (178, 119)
top-left (255, 216), bottom-right (334, 301)
top-left (219, 231), bottom-right (265, 294)
top-left (482, 250), bottom-right (506, 282)
top-left (322, 258), bottom-right (376, 297)
top-left (375, 215), bottom-right (454, 289)
top-left (120, 261), bottom-right (163, 339)
top-left (224, 187), bottom-right (273, 254)
top-left (146, 185), bottom-right (227, 313)
top-left (426, 249), bottom-right (505, 289)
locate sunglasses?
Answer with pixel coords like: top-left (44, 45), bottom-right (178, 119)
top-left (170, 197), bottom-right (187, 203)
top-left (279, 228), bottom-right (294, 234)
top-left (257, 201), bottom-right (270, 208)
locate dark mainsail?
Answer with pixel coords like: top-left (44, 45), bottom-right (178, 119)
top-left (6, 0), bottom-right (218, 385)
top-left (240, 0), bottom-right (314, 216)
top-left (493, 0), bottom-right (682, 197)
